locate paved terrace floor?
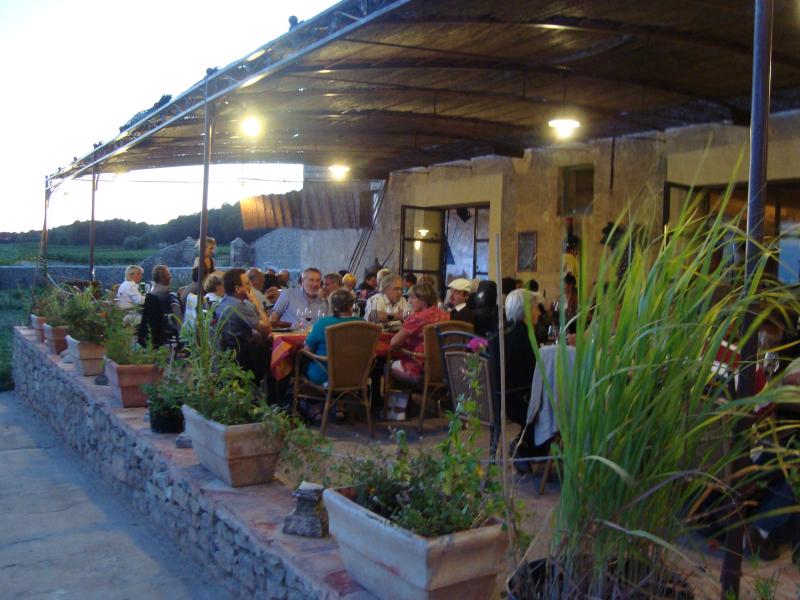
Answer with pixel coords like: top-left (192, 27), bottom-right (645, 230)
top-left (0, 390), bottom-right (225, 600)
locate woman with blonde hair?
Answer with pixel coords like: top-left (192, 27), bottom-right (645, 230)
top-left (342, 273), bottom-right (357, 292)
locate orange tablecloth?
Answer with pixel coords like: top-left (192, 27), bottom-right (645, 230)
top-left (270, 331), bottom-right (393, 380)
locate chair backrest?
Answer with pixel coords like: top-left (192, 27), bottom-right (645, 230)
top-left (325, 321), bottom-right (381, 389)
top-left (437, 329), bottom-right (495, 426)
top-left (424, 320), bottom-right (474, 383)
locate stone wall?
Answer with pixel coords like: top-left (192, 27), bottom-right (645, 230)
top-left (11, 328), bottom-right (367, 600)
top-left (252, 228), bottom-right (363, 276)
top-left (0, 266), bottom-right (194, 291)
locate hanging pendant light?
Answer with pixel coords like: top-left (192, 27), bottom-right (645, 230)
top-left (549, 74), bottom-right (581, 140)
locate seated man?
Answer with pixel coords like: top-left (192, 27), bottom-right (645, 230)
top-left (137, 265), bottom-right (181, 347)
top-left (246, 267), bottom-right (269, 312)
top-left (215, 268), bottom-right (272, 383)
top-left (270, 267), bottom-right (328, 325)
top-left (321, 272), bottom-right (343, 303)
top-left (445, 278), bottom-right (475, 326)
top-left (364, 273), bottom-right (408, 322)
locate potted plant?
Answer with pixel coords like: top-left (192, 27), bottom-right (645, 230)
top-left (28, 287), bottom-right (54, 343)
top-left (104, 319), bottom-right (165, 408)
top-left (62, 287), bottom-right (115, 376)
top-left (34, 287), bottom-right (69, 353)
top-left (507, 200), bottom-right (799, 598)
top-left (323, 399), bottom-right (510, 600)
top-left (179, 309), bottom-right (291, 487)
top-left (142, 357), bottom-right (187, 434)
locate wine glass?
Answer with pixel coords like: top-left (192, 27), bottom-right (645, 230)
top-left (547, 324), bottom-right (558, 344)
top-left (303, 307), bottom-right (314, 331)
top-left (294, 307), bottom-right (304, 330)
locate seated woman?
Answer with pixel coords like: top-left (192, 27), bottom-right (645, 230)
top-left (116, 265), bottom-right (145, 325)
top-left (202, 272), bottom-right (225, 306)
top-left (137, 265), bottom-right (181, 347)
top-left (492, 288), bottom-right (550, 473)
top-left (388, 282), bottom-right (449, 382)
top-left (363, 274), bottom-right (409, 323)
top-left (304, 288), bottom-right (362, 386)
top-left (342, 273), bottom-right (357, 292)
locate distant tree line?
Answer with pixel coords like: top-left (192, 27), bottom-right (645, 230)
top-left (4, 202), bottom-right (272, 247)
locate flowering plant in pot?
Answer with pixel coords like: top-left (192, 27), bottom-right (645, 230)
top-left (179, 308), bottom-right (298, 487)
top-left (33, 287), bottom-right (69, 353)
top-left (323, 399), bottom-right (511, 600)
top-left (62, 287), bottom-right (117, 376)
top-left (29, 286), bottom-right (60, 343)
top-left (104, 318), bottom-right (167, 408)
top-left (508, 198), bottom-right (800, 599)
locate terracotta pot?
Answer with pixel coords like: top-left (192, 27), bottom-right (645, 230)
top-left (181, 405), bottom-right (281, 487)
top-left (323, 487), bottom-right (508, 600)
top-left (29, 314), bottom-right (47, 343)
top-left (66, 335), bottom-right (106, 376)
top-left (43, 323), bottom-right (68, 355)
top-left (104, 359), bottom-right (159, 408)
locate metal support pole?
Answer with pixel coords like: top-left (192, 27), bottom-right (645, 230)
top-left (198, 73), bottom-right (215, 292)
top-left (89, 166), bottom-right (98, 281)
top-left (35, 182), bottom-right (51, 288)
top-left (720, 1), bottom-right (773, 597)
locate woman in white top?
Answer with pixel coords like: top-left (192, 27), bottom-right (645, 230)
top-left (117, 265), bottom-right (145, 309)
top-left (202, 272), bottom-right (225, 306)
top-left (364, 274), bottom-right (409, 322)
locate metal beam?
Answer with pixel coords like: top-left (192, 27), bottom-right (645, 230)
top-left (48, 0), bottom-right (415, 184)
top-left (293, 51), bottom-right (744, 119)
top-left (89, 166), bottom-right (98, 281)
top-left (198, 75), bottom-right (215, 294)
top-left (722, 1), bottom-right (773, 598)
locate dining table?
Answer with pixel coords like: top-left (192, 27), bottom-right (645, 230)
top-left (270, 328), bottom-right (394, 380)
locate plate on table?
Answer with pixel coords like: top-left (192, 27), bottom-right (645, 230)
top-left (272, 322), bottom-right (294, 333)
top-left (382, 320), bottom-right (402, 333)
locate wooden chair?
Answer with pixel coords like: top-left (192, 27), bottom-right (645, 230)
top-left (385, 320), bottom-right (474, 433)
top-left (437, 327), bottom-right (498, 460)
top-left (292, 321), bottom-right (381, 437)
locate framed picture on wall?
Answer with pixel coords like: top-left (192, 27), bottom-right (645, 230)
top-left (516, 231), bottom-right (538, 272)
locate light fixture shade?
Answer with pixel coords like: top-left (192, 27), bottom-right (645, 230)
top-left (548, 117), bottom-right (581, 140)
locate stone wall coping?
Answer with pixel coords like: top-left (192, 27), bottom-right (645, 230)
top-left (12, 326), bottom-right (374, 600)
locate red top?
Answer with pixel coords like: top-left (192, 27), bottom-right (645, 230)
top-left (401, 305), bottom-right (450, 357)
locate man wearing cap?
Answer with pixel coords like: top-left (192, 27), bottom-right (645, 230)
top-left (446, 278), bottom-right (475, 326)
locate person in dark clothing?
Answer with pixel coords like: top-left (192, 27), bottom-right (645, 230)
top-left (501, 277), bottom-right (517, 297)
top-left (445, 278), bottom-right (475, 326)
top-left (470, 279), bottom-right (499, 338)
top-left (215, 268), bottom-right (273, 384)
top-left (137, 265), bottom-right (181, 347)
top-left (356, 271), bottom-right (378, 300)
top-left (488, 289), bottom-right (550, 473)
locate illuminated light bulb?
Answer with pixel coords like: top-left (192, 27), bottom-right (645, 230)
top-left (328, 164), bottom-right (350, 180)
top-left (548, 118), bottom-right (581, 140)
top-left (241, 116), bottom-right (263, 138)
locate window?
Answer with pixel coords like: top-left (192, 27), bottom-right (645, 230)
top-left (559, 165), bottom-right (594, 215)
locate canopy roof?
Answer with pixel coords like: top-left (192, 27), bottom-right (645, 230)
top-left (49, 0), bottom-right (800, 186)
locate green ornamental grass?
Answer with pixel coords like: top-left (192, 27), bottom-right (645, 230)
top-left (522, 190), bottom-right (800, 597)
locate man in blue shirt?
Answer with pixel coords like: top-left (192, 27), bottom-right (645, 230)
top-left (216, 268), bottom-right (272, 383)
top-left (270, 267), bottom-right (328, 325)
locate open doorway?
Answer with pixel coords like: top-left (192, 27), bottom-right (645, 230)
top-left (400, 204), bottom-right (489, 291)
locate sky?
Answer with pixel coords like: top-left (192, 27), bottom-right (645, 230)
top-left (0, 0), bottom-right (338, 233)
